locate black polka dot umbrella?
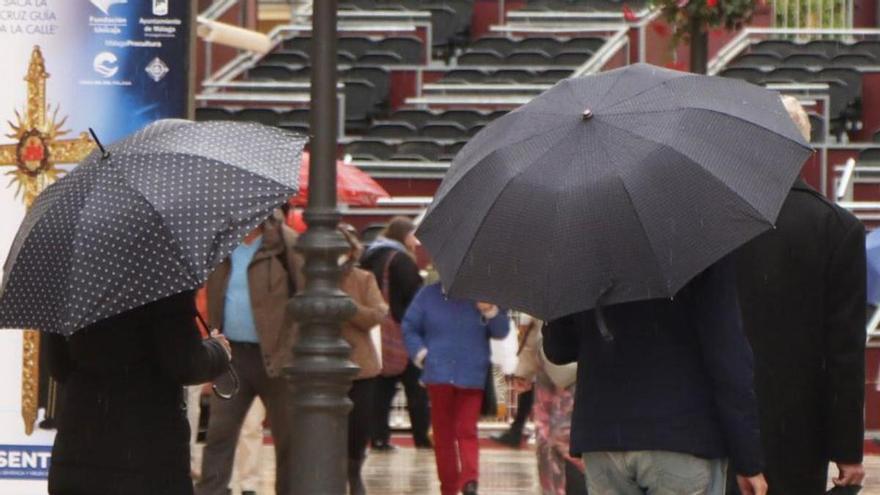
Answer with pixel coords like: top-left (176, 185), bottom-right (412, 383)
top-left (0, 119), bottom-right (307, 336)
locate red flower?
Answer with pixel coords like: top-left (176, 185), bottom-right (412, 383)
top-left (706, 0), bottom-right (717, 7)
top-left (651, 22), bottom-right (669, 36)
top-left (622, 4), bottom-right (637, 22)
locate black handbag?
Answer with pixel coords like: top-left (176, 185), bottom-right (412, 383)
top-left (480, 368), bottom-right (497, 417)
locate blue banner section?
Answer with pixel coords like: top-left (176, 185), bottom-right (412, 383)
top-left (79, 0), bottom-right (192, 143)
top-left (0, 445), bottom-right (52, 480)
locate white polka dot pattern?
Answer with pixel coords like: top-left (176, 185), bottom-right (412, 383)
top-left (0, 119), bottom-right (307, 335)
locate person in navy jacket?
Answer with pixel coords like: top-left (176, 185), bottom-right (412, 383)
top-left (402, 282), bottom-right (509, 495)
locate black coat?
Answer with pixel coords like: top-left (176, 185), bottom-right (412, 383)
top-left (47, 291), bottom-right (229, 495)
top-left (734, 179), bottom-right (866, 495)
top-left (361, 245), bottom-right (422, 323)
top-left (543, 257), bottom-right (764, 476)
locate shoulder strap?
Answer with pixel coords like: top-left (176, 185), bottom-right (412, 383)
top-left (275, 225), bottom-right (300, 295)
top-left (380, 250), bottom-right (398, 304)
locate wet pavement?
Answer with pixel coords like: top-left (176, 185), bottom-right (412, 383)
top-left (198, 439), bottom-right (880, 494)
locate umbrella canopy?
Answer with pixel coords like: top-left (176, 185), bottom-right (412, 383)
top-left (867, 229), bottom-right (880, 305)
top-left (291, 152), bottom-right (389, 206)
top-left (0, 119), bottom-right (306, 335)
top-left (418, 63), bottom-right (813, 321)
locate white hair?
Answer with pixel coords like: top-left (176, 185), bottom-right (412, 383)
top-left (780, 95), bottom-right (811, 142)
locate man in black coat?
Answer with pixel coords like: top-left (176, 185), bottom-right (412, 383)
top-left (544, 256), bottom-right (768, 495)
top-left (733, 96), bottom-right (866, 494)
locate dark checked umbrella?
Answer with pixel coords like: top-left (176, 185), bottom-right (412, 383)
top-left (417, 63), bottom-right (813, 321)
top-left (0, 119), bottom-right (306, 336)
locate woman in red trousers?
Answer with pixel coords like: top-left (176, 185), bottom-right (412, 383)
top-left (402, 282), bottom-right (509, 495)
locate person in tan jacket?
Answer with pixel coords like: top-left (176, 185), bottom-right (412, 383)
top-left (339, 224), bottom-right (388, 495)
top-left (197, 212), bottom-right (303, 495)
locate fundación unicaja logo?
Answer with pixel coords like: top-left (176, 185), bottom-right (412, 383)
top-left (93, 52), bottom-right (119, 78)
top-left (90, 0), bottom-right (127, 15)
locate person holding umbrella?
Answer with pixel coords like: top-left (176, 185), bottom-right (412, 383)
top-left (416, 64), bottom-right (815, 495)
top-left (47, 292), bottom-right (232, 495)
top-left (0, 120), bottom-right (308, 495)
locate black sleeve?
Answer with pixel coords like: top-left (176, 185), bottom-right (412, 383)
top-left (150, 291), bottom-right (229, 386)
top-left (691, 256), bottom-right (764, 476)
top-left (389, 254), bottom-right (423, 322)
top-left (824, 218), bottom-right (866, 464)
top-left (47, 333), bottom-right (74, 384)
top-left (542, 313), bottom-right (580, 365)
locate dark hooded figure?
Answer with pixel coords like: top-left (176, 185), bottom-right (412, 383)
top-left (47, 290), bottom-right (230, 495)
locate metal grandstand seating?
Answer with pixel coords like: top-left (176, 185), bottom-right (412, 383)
top-left (235, 108), bottom-right (283, 126)
top-left (368, 121), bottom-right (420, 138)
top-left (346, 140), bottom-right (396, 161)
top-left (390, 109), bottom-right (437, 126)
top-left (729, 53), bottom-right (783, 69)
top-left (358, 51), bottom-right (406, 65)
top-left (195, 107), bottom-right (234, 121)
top-left (831, 53), bottom-right (877, 66)
top-left (505, 50), bottom-right (553, 66)
top-left (248, 65), bottom-right (300, 81)
top-left (262, 51), bottom-right (310, 66)
top-left (396, 141), bottom-right (444, 161)
top-left (553, 51), bottom-right (591, 65)
top-left (859, 148), bottom-right (880, 165)
top-left (458, 50), bottom-right (505, 66)
top-left (781, 53), bottom-right (828, 69)
top-left (420, 121), bottom-right (470, 139)
top-left (439, 110), bottom-right (488, 128)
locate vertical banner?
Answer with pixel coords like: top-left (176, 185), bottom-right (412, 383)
top-left (0, 1), bottom-right (190, 492)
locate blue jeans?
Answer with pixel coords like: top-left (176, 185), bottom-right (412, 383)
top-left (583, 451), bottom-right (728, 495)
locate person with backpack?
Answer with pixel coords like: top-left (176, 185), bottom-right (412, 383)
top-left (360, 216), bottom-right (431, 450)
top-left (196, 212), bottom-right (303, 495)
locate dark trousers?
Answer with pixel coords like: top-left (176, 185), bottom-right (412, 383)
top-left (348, 377), bottom-right (376, 461)
top-left (372, 360), bottom-right (431, 445)
top-left (195, 343), bottom-right (295, 495)
top-left (510, 389), bottom-right (534, 435)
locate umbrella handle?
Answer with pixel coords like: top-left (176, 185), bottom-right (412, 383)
top-left (212, 364), bottom-right (240, 400)
top-left (193, 311), bottom-right (240, 400)
top-left (595, 285), bottom-right (614, 343)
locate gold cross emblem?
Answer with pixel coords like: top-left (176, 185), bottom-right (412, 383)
top-left (0, 45), bottom-right (96, 435)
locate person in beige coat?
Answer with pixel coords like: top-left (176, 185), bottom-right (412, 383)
top-left (339, 225), bottom-right (388, 495)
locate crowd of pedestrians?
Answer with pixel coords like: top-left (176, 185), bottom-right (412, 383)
top-left (35, 88), bottom-right (869, 495)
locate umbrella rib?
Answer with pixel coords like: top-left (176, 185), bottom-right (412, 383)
top-left (597, 131), bottom-right (671, 295)
top-left (595, 119), bottom-right (778, 225)
top-left (599, 106), bottom-right (812, 151)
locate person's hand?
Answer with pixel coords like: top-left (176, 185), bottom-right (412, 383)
top-left (210, 329), bottom-right (232, 361)
top-left (511, 376), bottom-right (533, 392)
top-left (736, 473), bottom-right (768, 495)
top-left (832, 463), bottom-right (865, 487)
top-left (476, 302), bottom-right (499, 319)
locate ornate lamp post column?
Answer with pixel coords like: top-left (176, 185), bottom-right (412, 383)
top-left (288, 0), bottom-right (358, 493)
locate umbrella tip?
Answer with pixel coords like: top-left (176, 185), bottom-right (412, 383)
top-left (88, 128), bottom-right (110, 160)
top-left (582, 109), bottom-right (593, 120)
